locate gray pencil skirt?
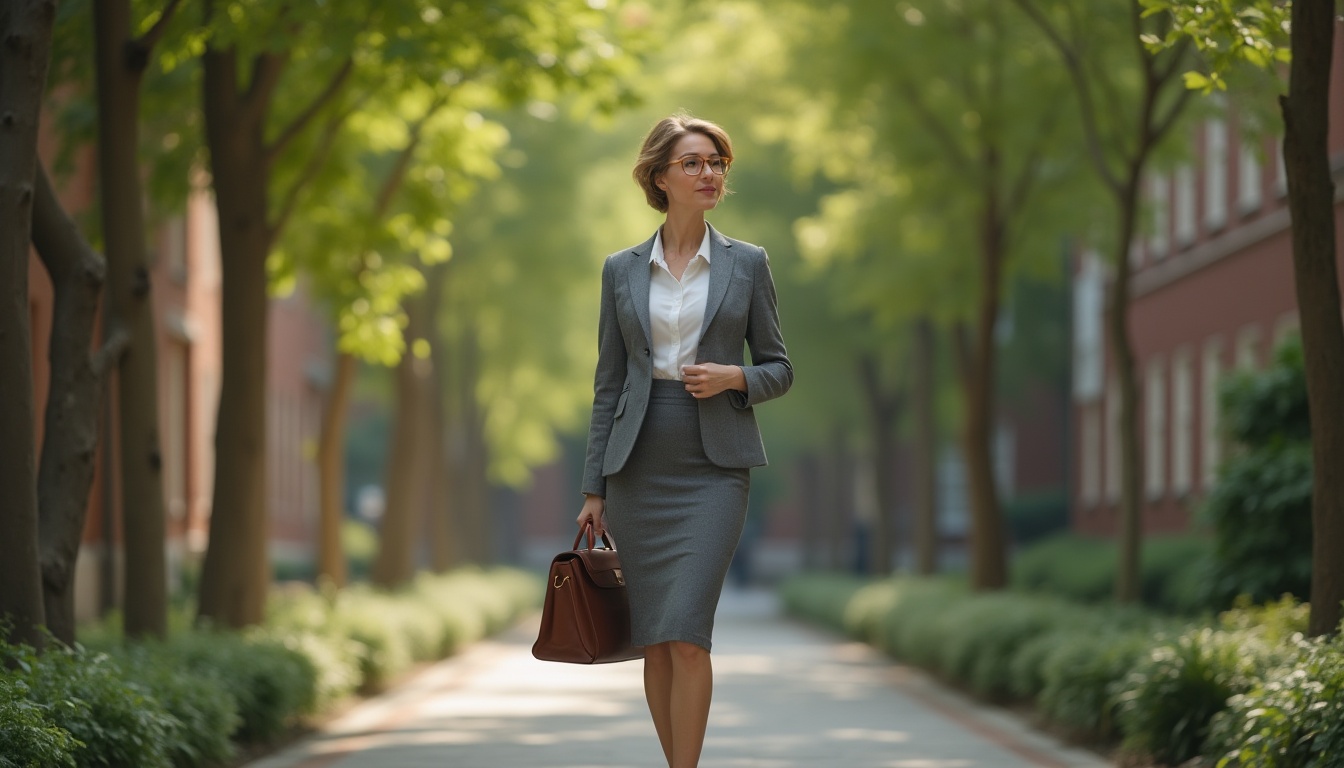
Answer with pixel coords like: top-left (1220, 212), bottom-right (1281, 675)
top-left (603, 379), bottom-right (750, 652)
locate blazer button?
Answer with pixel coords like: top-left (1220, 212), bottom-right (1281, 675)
top-left (643, 348), bottom-right (650, 356)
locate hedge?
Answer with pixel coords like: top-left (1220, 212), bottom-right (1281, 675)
top-left (781, 572), bottom-right (1343, 767)
top-left (0, 566), bottom-right (540, 767)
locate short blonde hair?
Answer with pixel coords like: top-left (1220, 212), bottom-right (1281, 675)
top-left (632, 114), bottom-right (734, 213)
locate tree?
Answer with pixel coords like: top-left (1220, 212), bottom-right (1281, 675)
top-left (1011, 0), bottom-right (1196, 602)
top-left (91, 0), bottom-right (186, 640)
top-left (780, 0), bottom-right (1085, 588)
top-left (31, 161), bottom-right (126, 645)
top-left (194, 1), bottom-right (637, 624)
top-left (1143, 0), bottom-right (1344, 636)
top-left (0, 0), bottom-right (56, 651)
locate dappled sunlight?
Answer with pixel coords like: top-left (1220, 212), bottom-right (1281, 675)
top-left (881, 760), bottom-right (975, 768)
top-left (421, 689), bottom-right (636, 718)
top-left (828, 727), bottom-right (914, 744)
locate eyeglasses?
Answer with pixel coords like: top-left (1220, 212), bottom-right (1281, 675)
top-left (665, 154), bottom-right (731, 176)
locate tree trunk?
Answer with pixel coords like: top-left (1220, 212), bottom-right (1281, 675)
top-left (911, 317), bottom-right (940, 575)
top-left (446, 320), bottom-right (493, 566)
top-left (370, 292), bottom-right (434, 588)
top-left (1111, 168), bottom-right (1145, 604)
top-left (824, 428), bottom-right (853, 571)
top-left (197, 45), bottom-right (275, 628)
top-left (32, 162), bottom-right (113, 646)
top-left (93, 0), bottom-right (169, 639)
top-left (960, 176), bottom-right (1009, 591)
top-left (423, 269), bottom-right (456, 573)
top-left (315, 351), bottom-right (355, 587)
top-left (857, 354), bottom-right (901, 576)
top-left (1281, 8), bottom-right (1344, 638)
top-left (798, 455), bottom-right (824, 570)
top-left (0, 0), bottom-right (55, 652)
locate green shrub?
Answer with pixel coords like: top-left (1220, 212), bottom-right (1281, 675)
top-left (1141, 536), bottom-right (1216, 614)
top-left (1201, 336), bottom-right (1313, 609)
top-left (2, 643), bottom-right (177, 768)
top-left (152, 630), bottom-right (317, 745)
top-left (932, 595), bottom-right (1072, 700)
top-left (1012, 533), bottom-right (1214, 614)
top-left (778, 572), bottom-right (869, 636)
top-left (1208, 633), bottom-right (1344, 767)
top-left (1003, 489), bottom-right (1070, 546)
top-left (0, 676), bottom-right (79, 768)
top-left (1011, 535), bottom-right (1116, 603)
top-left (1037, 629), bottom-right (1152, 742)
top-left (265, 567), bottom-right (542, 695)
top-left (109, 647), bottom-right (238, 768)
top-left (1116, 626), bottom-right (1270, 765)
top-left (878, 579), bottom-right (968, 669)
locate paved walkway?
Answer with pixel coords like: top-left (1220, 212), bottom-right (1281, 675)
top-left (248, 589), bottom-right (1113, 768)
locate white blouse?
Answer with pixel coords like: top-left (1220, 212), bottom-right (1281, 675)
top-left (648, 226), bottom-right (712, 381)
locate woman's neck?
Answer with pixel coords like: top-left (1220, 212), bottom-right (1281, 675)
top-left (661, 210), bottom-right (707, 259)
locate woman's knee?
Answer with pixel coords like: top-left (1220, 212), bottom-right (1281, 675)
top-left (668, 640), bottom-right (709, 665)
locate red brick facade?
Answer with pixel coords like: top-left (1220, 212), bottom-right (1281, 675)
top-left (1072, 27), bottom-right (1344, 536)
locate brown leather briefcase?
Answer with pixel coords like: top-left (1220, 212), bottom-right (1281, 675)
top-left (532, 523), bottom-right (644, 664)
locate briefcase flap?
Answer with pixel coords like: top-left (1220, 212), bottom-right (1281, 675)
top-left (557, 549), bottom-right (627, 589)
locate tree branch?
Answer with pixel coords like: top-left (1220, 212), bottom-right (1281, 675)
top-left (893, 75), bottom-right (972, 171)
top-left (266, 56), bottom-right (355, 163)
top-left (1003, 102), bottom-right (1063, 221)
top-left (94, 328), bottom-right (133, 374)
top-left (136, 0), bottom-right (186, 53)
top-left (268, 87), bottom-right (376, 238)
top-left (240, 52), bottom-right (289, 133)
top-left (1011, 0), bottom-right (1123, 194)
top-left (1149, 79), bottom-right (1196, 148)
top-left (374, 94), bottom-right (449, 218)
top-left (31, 162), bottom-right (105, 288)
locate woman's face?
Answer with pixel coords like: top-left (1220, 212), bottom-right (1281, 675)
top-left (656, 132), bottom-right (727, 215)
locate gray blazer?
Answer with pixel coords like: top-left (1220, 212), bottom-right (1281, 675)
top-left (581, 224), bottom-right (793, 497)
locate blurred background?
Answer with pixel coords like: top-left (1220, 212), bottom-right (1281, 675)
top-left (13, 0), bottom-right (1341, 631)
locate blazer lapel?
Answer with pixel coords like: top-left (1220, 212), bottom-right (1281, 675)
top-left (627, 232), bottom-right (657, 346)
top-left (701, 223), bottom-right (734, 332)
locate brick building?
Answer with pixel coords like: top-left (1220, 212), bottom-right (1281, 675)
top-left (1071, 30), bottom-right (1344, 536)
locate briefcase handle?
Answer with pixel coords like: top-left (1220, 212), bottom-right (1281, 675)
top-left (573, 521), bottom-right (618, 552)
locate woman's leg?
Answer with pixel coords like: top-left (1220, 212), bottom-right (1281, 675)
top-left (643, 641), bottom-right (714, 767)
top-left (643, 643), bottom-right (674, 765)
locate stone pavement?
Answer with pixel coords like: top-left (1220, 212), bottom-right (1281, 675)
top-left (247, 589), bottom-right (1113, 768)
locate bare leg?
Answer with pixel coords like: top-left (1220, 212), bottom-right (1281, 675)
top-left (667, 641), bottom-right (713, 768)
top-left (643, 642), bottom-right (674, 765)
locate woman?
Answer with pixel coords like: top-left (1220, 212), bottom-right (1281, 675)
top-left (577, 114), bottom-right (793, 768)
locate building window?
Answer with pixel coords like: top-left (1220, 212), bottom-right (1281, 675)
top-left (1082, 404), bottom-right (1101, 506)
top-left (1172, 347), bottom-right (1194, 495)
top-left (1073, 252), bottom-right (1104, 401)
top-left (1238, 143), bottom-right (1262, 214)
top-left (1146, 357), bottom-right (1167, 500)
top-left (1175, 165), bottom-right (1197, 247)
top-left (1204, 119), bottom-right (1228, 231)
top-left (1149, 173), bottom-right (1170, 259)
top-left (1236, 324), bottom-right (1261, 370)
top-left (1202, 338), bottom-right (1223, 490)
top-left (1105, 374), bottom-right (1121, 503)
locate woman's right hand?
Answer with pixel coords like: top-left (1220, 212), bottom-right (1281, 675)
top-left (576, 493), bottom-right (606, 537)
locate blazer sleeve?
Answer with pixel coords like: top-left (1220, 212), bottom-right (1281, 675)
top-left (581, 256), bottom-right (627, 497)
top-left (732, 248), bottom-right (793, 409)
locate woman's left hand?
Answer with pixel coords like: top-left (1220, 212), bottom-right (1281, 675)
top-left (681, 363), bottom-right (746, 399)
